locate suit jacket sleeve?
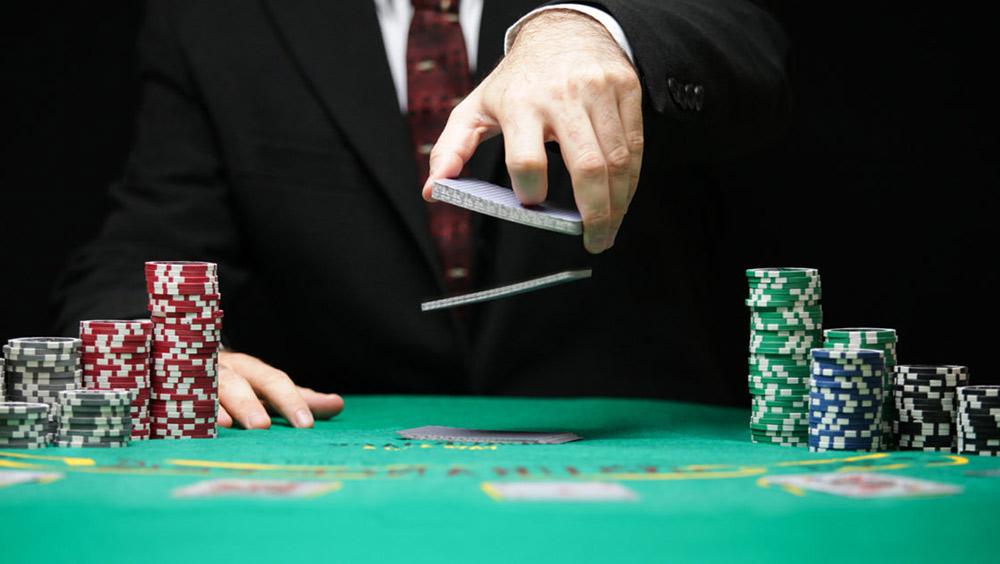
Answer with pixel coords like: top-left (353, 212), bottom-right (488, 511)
top-left (550, 0), bottom-right (791, 164)
top-left (51, 2), bottom-right (247, 335)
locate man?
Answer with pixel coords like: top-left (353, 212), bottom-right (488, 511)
top-left (53, 1), bottom-right (789, 430)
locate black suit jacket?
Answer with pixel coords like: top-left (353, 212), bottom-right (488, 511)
top-left (53, 0), bottom-right (789, 404)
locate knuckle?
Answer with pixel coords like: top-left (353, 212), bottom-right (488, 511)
top-left (583, 207), bottom-right (612, 228)
top-left (627, 132), bottom-right (645, 153)
top-left (606, 146), bottom-right (631, 172)
top-left (506, 154), bottom-right (546, 175)
top-left (574, 151), bottom-right (607, 178)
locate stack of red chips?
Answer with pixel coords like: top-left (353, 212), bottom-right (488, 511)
top-left (79, 319), bottom-right (154, 440)
top-left (145, 261), bottom-right (222, 439)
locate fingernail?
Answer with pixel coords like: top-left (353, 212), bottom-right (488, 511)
top-left (294, 409), bottom-right (314, 428)
top-left (587, 234), bottom-right (607, 254)
top-left (248, 413), bottom-right (270, 429)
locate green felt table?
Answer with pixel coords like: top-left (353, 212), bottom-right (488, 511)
top-left (1, 395), bottom-right (998, 563)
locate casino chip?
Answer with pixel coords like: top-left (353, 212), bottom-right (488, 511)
top-left (3, 337), bottom-right (82, 443)
top-left (824, 328), bottom-right (898, 449)
top-left (956, 385), bottom-right (1000, 456)
top-left (80, 320), bottom-right (154, 440)
top-left (893, 365), bottom-right (967, 452)
top-left (0, 401), bottom-right (50, 449)
top-left (53, 389), bottom-right (132, 448)
top-left (145, 261), bottom-right (220, 439)
top-left (746, 268), bottom-right (823, 448)
top-left (808, 348), bottom-right (885, 452)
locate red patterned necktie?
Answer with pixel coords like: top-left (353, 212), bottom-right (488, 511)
top-left (406, 0), bottom-right (473, 296)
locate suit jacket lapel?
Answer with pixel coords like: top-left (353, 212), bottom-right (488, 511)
top-left (261, 0), bottom-right (443, 286)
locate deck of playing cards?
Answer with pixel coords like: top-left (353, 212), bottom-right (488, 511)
top-left (432, 178), bottom-right (583, 235)
top-left (397, 425), bottom-right (581, 444)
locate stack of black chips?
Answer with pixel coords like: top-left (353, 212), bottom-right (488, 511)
top-left (893, 365), bottom-right (968, 452)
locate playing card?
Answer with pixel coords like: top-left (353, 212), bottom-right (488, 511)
top-left (397, 425), bottom-right (582, 444)
top-left (420, 269), bottom-right (592, 311)
top-left (172, 478), bottom-right (341, 499)
top-left (766, 472), bottom-right (961, 498)
top-left (0, 470), bottom-right (63, 488)
top-left (432, 178), bottom-right (583, 235)
top-left (482, 481), bottom-right (637, 501)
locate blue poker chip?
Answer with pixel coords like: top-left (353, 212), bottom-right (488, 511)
top-left (809, 364), bottom-right (886, 379)
top-left (811, 390), bottom-right (883, 403)
top-left (811, 348), bottom-right (884, 361)
top-left (810, 397), bottom-right (881, 408)
top-left (810, 378), bottom-right (884, 391)
top-left (808, 428), bottom-right (881, 438)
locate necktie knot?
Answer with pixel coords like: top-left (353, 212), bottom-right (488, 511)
top-left (411, 0), bottom-right (459, 14)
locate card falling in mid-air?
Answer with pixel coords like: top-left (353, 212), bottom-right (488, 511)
top-left (424, 178), bottom-right (591, 311)
top-left (421, 269), bottom-right (591, 311)
top-left (432, 178), bottom-right (583, 235)
top-left (397, 425), bottom-right (582, 444)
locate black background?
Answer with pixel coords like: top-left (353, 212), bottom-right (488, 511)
top-left (1, 4), bottom-right (997, 390)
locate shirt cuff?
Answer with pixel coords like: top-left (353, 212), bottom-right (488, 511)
top-left (504, 4), bottom-right (635, 65)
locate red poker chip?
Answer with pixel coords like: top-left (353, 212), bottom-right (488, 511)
top-left (151, 310), bottom-right (223, 321)
top-left (80, 319), bottom-right (153, 331)
top-left (145, 260), bottom-right (217, 271)
top-left (152, 369), bottom-right (218, 378)
top-left (86, 379), bottom-right (150, 389)
top-left (82, 347), bottom-right (149, 356)
top-left (153, 379), bottom-right (216, 388)
top-left (83, 365), bottom-right (148, 374)
top-left (152, 333), bottom-right (220, 343)
top-left (151, 395), bottom-right (218, 403)
top-left (149, 399), bottom-right (217, 408)
top-left (152, 344), bottom-right (219, 353)
top-left (146, 287), bottom-right (220, 298)
top-left (152, 327), bottom-right (221, 337)
top-left (80, 335), bottom-right (150, 345)
top-left (147, 294), bottom-right (222, 305)
top-left (146, 274), bottom-right (218, 283)
top-left (149, 419), bottom-right (216, 433)
top-left (81, 352), bottom-right (147, 361)
top-left (149, 307), bottom-right (221, 317)
top-left (152, 375), bottom-right (217, 383)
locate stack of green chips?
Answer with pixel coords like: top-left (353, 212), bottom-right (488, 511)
top-left (747, 267), bottom-right (823, 448)
top-left (823, 328), bottom-right (898, 449)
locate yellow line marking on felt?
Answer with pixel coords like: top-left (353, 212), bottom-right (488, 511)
top-left (927, 455), bottom-right (967, 467)
top-left (0, 460), bottom-right (43, 470)
top-left (774, 452), bottom-right (888, 467)
top-left (836, 463), bottom-right (908, 473)
top-left (0, 451), bottom-right (94, 466)
top-left (756, 477), bottom-right (805, 496)
top-left (480, 482), bottom-right (503, 501)
top-left (583, 467), bottom-right (767, 481)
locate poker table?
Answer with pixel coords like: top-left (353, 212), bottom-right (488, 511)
top-left (2, 395), bottom-right (998, 563)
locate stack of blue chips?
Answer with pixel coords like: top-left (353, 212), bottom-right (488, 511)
top-left (808, 348), bottom-right (885, 452)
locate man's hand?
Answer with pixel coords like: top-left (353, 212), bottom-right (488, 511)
top-left (217, 351), bottom-right (345, 429)
top-left (423, 9), bottom-right (643, 254)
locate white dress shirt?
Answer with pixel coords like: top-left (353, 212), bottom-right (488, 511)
top-left (373, 0), bottom-right (634, 111)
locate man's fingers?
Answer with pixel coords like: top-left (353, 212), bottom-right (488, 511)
top-left (550, 105), bottom-right (611, 254)
top-left (217, 404), bottom-right (233, 428)
top-left (297, 387), bottom-right (345, 420)
top-left (423, 95), bottom-right (500, 201)
top-left (502, 110), bottom-right (549, 204)
top-left (219, 367), bottom-right (271, 430)
top-left (618, 79), bottom-right (644, 215)
top-left (241, 362), bottom-right (315, 429)
top-left (587, 88), bottom-right (631, 247)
